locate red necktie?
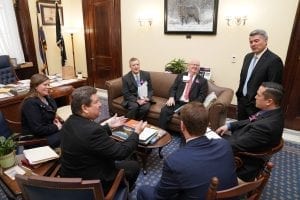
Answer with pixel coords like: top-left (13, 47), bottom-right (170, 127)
top-left (184, 74), bottom-right (193, 100)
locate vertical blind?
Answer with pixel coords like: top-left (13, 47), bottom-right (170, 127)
top-left (0, 0), bottom-right (25, 64)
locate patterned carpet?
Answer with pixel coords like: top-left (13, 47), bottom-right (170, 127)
top-left (0, 97), bottom-right (299, 199)
top-left (129, 136), bottom-right (300, 200)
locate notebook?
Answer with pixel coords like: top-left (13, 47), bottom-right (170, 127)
top-left (23, 146), bottom-right (59, 165)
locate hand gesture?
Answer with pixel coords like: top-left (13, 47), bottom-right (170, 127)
top-left (53, 118), bottom-right (62, 130)
top-left (166, 97), bottom-right (175, 106)
top-left (215, 125), bottom-right (228, 136)
top-left (108, 114), bottom-right (127, 128)
top-left (134, 121), bottom-right (148, 134)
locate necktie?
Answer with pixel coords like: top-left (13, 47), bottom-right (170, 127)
top-left (249, 111), bottom-right (262, 122)
top-left (243, 56), bottom-right (258, 96)
top-left (135, 75), bottom-right (140, 86)
top-left (184, 74), bottom-right (193, 100)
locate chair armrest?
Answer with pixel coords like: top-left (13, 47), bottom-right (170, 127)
top-left (17, 138), bottom-right (48, 147)
top-left (105, 169), bottom-right (126, 200)
top-left (105, 78), bottom-right (123, 115)
top-left (105, 77), bottom-right (123, 100)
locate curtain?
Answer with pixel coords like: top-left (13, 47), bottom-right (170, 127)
top-left (0, 0), bottom-right (25, 63)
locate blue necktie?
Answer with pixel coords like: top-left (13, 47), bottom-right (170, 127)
top-left (135, 75), bottom-right (140, 86)
top-left (243, 56), bottom-right (258, 96)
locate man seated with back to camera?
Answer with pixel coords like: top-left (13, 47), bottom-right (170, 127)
top-left (216, 82), bottom-right (284, 181)
top-left (137, 102), bottom-right (237, 200)
top-left (159, 59), bottom-right (208, 130)
top-left (60, 86), bottom-right (147, 194)
top-left (122, 57), bottom-right (153, 120)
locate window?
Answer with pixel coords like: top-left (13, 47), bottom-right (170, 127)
top-left (0, 0), bottom-right (24, 63)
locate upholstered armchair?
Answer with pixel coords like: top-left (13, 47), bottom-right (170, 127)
top-left (0, 55), bottom-right (18, 84)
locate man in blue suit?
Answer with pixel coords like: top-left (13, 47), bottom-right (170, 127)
top-left (236, 29), bottom-right (283, 120)
top-left (137, 102), bottom-right (237, 200)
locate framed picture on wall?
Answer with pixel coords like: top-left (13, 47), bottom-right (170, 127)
top-left (40, 4), bottom-right (64, 26)
top-left (39, 0), bottom-right (61, 4)
top-left (164, 0), bottom-right (219, 34)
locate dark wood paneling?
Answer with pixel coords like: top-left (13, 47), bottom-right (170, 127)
top-left (282, 1), bottom-right (300, 130)
top-left (82, 0), bottom-right (122, 89)
top-left (14, 0), bottom-right (38, 74)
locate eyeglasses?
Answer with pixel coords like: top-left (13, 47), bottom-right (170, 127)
top-left (188, 63), bottom-right (200, 67)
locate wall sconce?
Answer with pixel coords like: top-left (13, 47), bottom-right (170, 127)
top-left (226, 16), bottom-right (247, 26)
top-left (138, 17), bottom-right (152, 26)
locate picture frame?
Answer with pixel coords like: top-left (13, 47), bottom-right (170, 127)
top-left (164, 0), bottom-right (219, 35)
top-left (40, 4), bottom-right (64, 26)
top-left (38, 0), bottom-right (61, 4)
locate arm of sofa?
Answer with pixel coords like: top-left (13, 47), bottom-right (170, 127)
top-left (105, 77), bottom-right (122, 113)
top-left (208, 83), bottom-right (234, 131)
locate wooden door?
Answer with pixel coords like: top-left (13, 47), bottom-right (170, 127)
top-left (282, 1), bottom-right (300, 130)
top-left (82, 0), bottom-right (122, 88)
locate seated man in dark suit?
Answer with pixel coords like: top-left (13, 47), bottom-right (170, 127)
top-left (216, 82), bottom-right (284, 181)
top-left (159, 59), bottom-right (208, 130)
top-left (60, 86), bottom-right (147, 194)
top-left (137, 102), bottom-right (237, 200)
top-left (122, 57), bottom-right (153, 120)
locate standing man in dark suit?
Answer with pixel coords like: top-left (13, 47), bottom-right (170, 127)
top-left (137, 102), bottom-right (237, 200)
top-left (159, 59), bottom-right (208, 130)
top-left (217, 82), bottom-right (284, 181)
top-left (60, 86), bottom-right (147, 194)
top-left (236, 29), bottom-right (283, 120)
top-left (122, 57), bottom-right (153, 120)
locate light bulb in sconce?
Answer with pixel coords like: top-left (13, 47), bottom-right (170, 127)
top-left (226, 15), bottom-right (247, 26)
top-left (138, 17), bottom-right (153, 26)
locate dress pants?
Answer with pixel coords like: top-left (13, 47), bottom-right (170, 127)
top-left (237, 96), bottom-right (260, 120)
top-left (125, 101), bottom-right (151, 120)
top-left (115, 160), bottom-right (140, 191)
top-left (159, 101), bottom-right (186, 130)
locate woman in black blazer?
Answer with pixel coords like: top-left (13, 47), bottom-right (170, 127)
top-left (21, 74), bottom-right (62, 148)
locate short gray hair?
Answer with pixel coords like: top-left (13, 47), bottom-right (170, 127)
top-left (71, 86), bottom-right (97, 115)
top-left (249, 29), bottom-right (268, 40)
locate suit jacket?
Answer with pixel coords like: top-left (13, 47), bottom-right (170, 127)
top-left (169, 72), bottom-right (208, 102)
top-left (236, 49), bottom-right (283, 101)
top-left (122, 70), bottom-right (153, 107)
top-left (153, 137), bottom-right (237, 200)
top-left (227, 108), bottom-right (284, 180)
top-left (60, 114), bottom-right (139, 192)
top-left (21, 96), bottom-right (59, 137)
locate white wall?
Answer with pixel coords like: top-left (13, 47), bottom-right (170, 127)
top-left (28, 0), bottom-right (298, 104)
top-left (28, 0), bottom-right (86, 77)
top-left (121, 0), bottom-right (298, 104)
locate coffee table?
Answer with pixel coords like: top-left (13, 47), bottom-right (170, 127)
top-left (0, 154), bottom-right (59, 199)
top-left (111, 125), bottom-right (172, 175)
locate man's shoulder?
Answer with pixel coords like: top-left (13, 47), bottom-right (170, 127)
top-left (263, 49), bottom-right (282, 60)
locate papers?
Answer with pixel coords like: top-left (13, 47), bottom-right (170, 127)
top-left (0, 92), bottom-right (14, 99)
top-left (4, 165), bottom-right (26, 180)
top-left (205, 128), bottom-right (221, 139)
top-left (138, 81), bottom-right (148, 99)
top-left (174, 105), bottom-right (184, 114)
top-left (23, 146), bottom-right (59, 165)
top-left (139, 127), bottom-right (157, 141)
top-left (50, 79), bottom-right (78, 87)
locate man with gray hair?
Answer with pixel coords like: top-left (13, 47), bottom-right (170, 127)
top-left (236, 29), bottom-right (283, 120)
